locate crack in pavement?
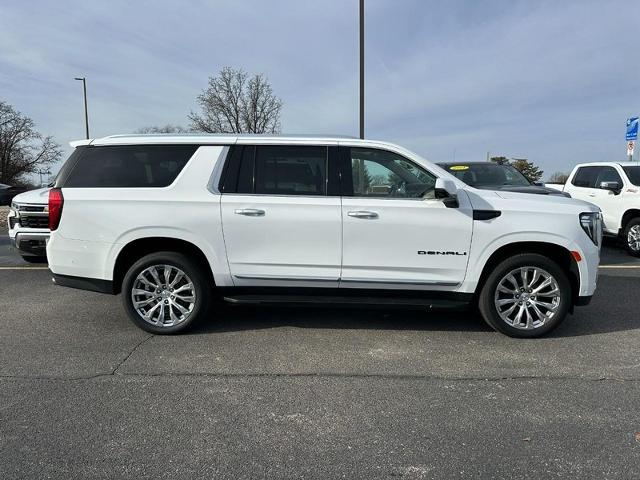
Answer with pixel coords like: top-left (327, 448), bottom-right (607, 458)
top-left (111, 334), bottom-right (155, 376)
top-left (0, 372), bottom-right (639, 382)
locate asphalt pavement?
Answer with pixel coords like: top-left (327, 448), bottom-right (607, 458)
top-left (1, 239), bottom-right (639, 479)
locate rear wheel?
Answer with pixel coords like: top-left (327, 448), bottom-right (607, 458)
top-left (121, 251), bottom-right (211, 334)
top-left (622, 218), bottom-right (640, 257)
top-left (478, 253), bottom-right (572, 338)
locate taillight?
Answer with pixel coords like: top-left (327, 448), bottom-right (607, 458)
top-left (48, 188), bottom-right (64, 231)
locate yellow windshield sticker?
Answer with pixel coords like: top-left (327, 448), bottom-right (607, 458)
top-left (449, 165), bottom-right (469, 171)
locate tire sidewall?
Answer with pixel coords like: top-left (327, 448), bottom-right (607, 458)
top-left (623, 218), bottom-right (640, 257)
top-left (121, 251), bottom-right (210, 334)
top-left (478, 253), bottom-right (572, 338)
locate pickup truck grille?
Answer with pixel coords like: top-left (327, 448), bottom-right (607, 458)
top-left (19, 214), bottom-right (49, 229)
top-left (20, 205), bottom-right (46, 212)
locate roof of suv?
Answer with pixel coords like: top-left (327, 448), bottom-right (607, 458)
top-left (80, 133), bottom-right (366, 147)
top-left (571, 161), bottom-right (640, 167)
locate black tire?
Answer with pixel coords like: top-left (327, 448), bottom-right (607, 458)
top-left (21, 255), bottom-right (47, 264)
top-left (121, 251), bottom-right (211, 334)
top-left (622, 217), bottom-right (640, 257)
top-left (478, 253), bottom-right (572, 338)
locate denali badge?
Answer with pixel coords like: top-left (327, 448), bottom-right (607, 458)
top-left (418, 251), bottom-right (468, 256)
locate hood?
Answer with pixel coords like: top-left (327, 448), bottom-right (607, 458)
top-left (11, 187), bottom-right (50, 205)
top-left (474, 184), bottom-right (570, 197)
top-left (463, 187), bottom-right (600, 214)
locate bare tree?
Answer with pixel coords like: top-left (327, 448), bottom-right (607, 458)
top-left (0, 100), bottom-right (61, 185)
top-left (135, 124), bottom-right (187, 134)
top-left (548, 171), bottom-right (569, 184)
top-left (189, 67), bottom-right (282, 134)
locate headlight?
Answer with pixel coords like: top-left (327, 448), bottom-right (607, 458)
top-left (579, 212), bottom-right (602, 246)
top-left (10, 201), bottom-right (18, 210)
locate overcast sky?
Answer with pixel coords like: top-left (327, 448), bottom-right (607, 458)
top-left (1, 0), bottom-right (638, 180)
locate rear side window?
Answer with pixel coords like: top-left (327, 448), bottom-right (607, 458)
top-left (60, 145), bottom-right (198, 188)
top-left (571, 166), bottom-right (601, 188)
top-left (623, 166), bottom-right (640, 186)
top-left (594, 167), bottom-right (622, 186)
top-left (254, 146), bottom-right (327, 195)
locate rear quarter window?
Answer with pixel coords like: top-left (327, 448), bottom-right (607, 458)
top-left (59, 145), bottom-right (199, 188)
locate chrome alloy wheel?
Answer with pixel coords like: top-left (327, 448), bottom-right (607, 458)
top-left (130, 265), bottom-right (196, 327)
top-left (494, 267), bottom-right (561, 330)
top-left (627, 225), bottom-right (640, 252)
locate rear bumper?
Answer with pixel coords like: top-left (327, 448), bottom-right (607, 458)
top-left (52, 273), bottom-right (115, 294)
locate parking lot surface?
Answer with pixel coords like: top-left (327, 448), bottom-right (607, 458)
top-left (1, 240), bottom-right (639, 479)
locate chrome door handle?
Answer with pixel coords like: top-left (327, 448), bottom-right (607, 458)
top-left (234, 208), bottom-right (265, 217)
top-left (347, 210), bottom-right (379, 219)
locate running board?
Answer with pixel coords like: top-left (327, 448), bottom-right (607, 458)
top-left (221, 294), bottom-right (469, 309)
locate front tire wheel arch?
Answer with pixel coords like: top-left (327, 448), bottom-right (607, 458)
top-left (478, 253), bottom-right (572, 338)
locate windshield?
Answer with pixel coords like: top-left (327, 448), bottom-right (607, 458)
top-left (623, 166), bottom-right (640, 186)
top-left (441, 163), bottom-right (531, 187)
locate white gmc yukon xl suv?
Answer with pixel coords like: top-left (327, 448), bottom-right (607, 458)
top-left (47, 135), bottom-right (602, 337)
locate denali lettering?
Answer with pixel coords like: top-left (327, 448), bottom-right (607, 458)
top-left (418, 251), bottom-right (467, 256)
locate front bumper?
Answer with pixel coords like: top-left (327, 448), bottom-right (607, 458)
top-left (12, 232), bottom-right (50, 257)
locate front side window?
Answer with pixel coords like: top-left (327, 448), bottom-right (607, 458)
top-left (61, 145), bottom-right (198, 188)
top-left (595, 166), bottom-right (623, 187)
top-left (571, 166), bottom-right (601, 188)
top-left (254, 146), bottom-right (327, 196)
top-left (350, 148), bottom-right (436, 199)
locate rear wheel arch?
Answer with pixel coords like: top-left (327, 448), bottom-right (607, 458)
top-left (112, 237), bottom-right (214, 294)
top-left (477, 241), bottom-right (579, 306)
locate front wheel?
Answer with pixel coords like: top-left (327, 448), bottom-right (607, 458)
top-left (622, 218), bottom-right (640, 257)
top-left (121, 251), bottom-right (211, 334)
top-left (478, 253), bottom-right (572, 338)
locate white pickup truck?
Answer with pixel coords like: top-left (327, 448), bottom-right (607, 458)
top-left (7, 187), bottom-right (50, 262)
top-left (546, 162), bottom-right (640, 256)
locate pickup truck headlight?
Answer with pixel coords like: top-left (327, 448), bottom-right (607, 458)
top-left (579, 212), bottom-right (602, 246)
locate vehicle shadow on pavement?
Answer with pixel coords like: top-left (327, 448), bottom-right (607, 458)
top-left (189, 305), bottom-right (494, 335)
top-left (186, 271), bottom-right (639, 338)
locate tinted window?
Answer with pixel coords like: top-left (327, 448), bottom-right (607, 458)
top-left (219, 145), bottom-right (254, 194)
top-left (623, 166), bottom-right (640, 186)
top-left (571, 166), bottom-right (601, 188)
top-left (53, 147), bottom-right (85, 188)
top-left (62, 145), bottom-right (198, 188)
top-left (440, 163), bottom-right (530, 187)
top-left (595, 167), bottom-right (622, 186)
top-left (254, 146), bottom-right (327, 195)
top-left (350, 148), bottom-right (436, 199)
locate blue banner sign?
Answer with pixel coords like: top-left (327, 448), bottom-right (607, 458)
top-left (627, 117), bottom-right (638, 141)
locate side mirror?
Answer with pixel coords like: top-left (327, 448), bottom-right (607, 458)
top-left (532, 181), bottom-right (544, 187)
top-left (599, 181), bottom-right (622, 194)
top-left (435, 178), bottom-right (459, 208)
top-left (435, 178), bottom-right (458, 198)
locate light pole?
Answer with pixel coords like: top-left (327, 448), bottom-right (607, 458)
top-left (74, 77), bottom-right (89, 139)
top-left (359, 0), bottom-right (364, 139)
top-left (37, 169), bottom-right (51, 187)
